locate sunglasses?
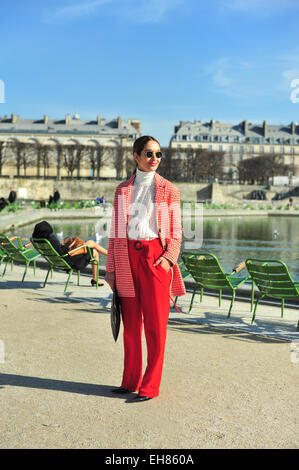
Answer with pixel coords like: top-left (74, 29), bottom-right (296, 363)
top-left (144, 150), bottom-right (163, 159)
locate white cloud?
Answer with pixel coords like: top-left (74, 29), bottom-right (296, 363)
top-left (201, 57), bottom-right (283, 100)
top-left (222, 0), bottom-right (299, 13)
top-left (282, 69), bottom-right (299, 81)
top-left (50, 0), bottom-right (111, 20)
top-left (124, 0), bottom-right (184, 23)
top-left (202, 58), bottom-right (245, 98)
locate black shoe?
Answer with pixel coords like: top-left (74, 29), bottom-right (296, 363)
top-left (111, 387), bottom-right (130, 394)
top-left (131, 394), bottom-right (152, 402)
top-left (91, 279), bottom-right (104, 287)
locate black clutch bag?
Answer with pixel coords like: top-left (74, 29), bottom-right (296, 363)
top-left (111, 288), bottom-right (121, 342)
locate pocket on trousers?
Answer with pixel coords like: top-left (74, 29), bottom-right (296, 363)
top-left (156, 263), bottom-right (171, 276)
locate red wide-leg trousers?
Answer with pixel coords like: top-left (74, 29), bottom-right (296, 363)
top-left (119, 238), bottom-right (172, 398)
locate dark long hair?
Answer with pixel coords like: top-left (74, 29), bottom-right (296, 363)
top-left (131, 135), bottom-right (160, 175)
top-left (133, 135), bottom-right (160, 156)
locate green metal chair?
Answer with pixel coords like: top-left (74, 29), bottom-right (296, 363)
top-left (245, 258), bottom-right (299, 330)
top-left (0, 245), bottom-right (7, 266)
top-left (181, 251), bottom-right (252, 317)
top-left (174, 259), bottom-right (193, 305)
top-left (0, 234), bottom-right (40, 282)
top-left (31, 238), bottom-right (99, 293)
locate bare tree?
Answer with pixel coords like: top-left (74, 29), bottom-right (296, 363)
top-left (158, 147), bottom-right (224, 182)
top-left (123, 146), bottom-right (135, 178)
top-left (237, 153), bottom-right (289, 184)
top-left (39, 144), bottom-right (55, 177)
top-left (95, 144), bottom-right (111, 178)
top-left (198, 150), bottom-right (225, 180)
top-left (63, 145), bottom-right (78, 178)
top-left (8, 141), bottom-right (37, 176)
top-left (84, 143), bottom-right (111, 178)
top-left (111, 145), bottom-right (126, 180)
top-left (0, 140), bottom-right (14, 176)
top-left (75, 143), bottom-right (84, 178)
top-left (158, 146), bottom-right (178, 180)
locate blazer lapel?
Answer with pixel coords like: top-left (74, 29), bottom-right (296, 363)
top-left (154, 172), bottom-right (166, 205)
top-left (154, 173), bottom-right (166, 244)
top-left (120, 173), bottom-right (136, 224)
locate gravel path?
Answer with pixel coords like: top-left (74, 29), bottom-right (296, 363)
top-left (0, 265), bottom-right (298, 449)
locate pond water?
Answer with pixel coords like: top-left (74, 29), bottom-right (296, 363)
top-left (17, 216), bottom-right (299, 280)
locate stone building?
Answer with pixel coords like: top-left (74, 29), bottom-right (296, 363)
top-left (0, 112), bottom-right (141, 178)
top-left (170, 119), bottom-right (299, 181)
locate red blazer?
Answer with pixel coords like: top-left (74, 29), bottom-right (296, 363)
top-left (106, 172), bottom-right (186, 298)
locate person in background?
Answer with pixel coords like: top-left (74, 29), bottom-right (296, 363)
top-left (0, 197), bottom-right (8, 211)
top-left (8, 188), bottom-right (17, 204)
top-left (288, 197), bottom-right (294, 209)
top-left (53, 188), bottom-right (60, 204)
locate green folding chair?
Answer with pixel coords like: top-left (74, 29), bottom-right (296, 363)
top-left (181, 251), bottom-right (252, 317)
top-left (246, 258), bottom-right (299, 330)
top-left (174, 259), bottom-right (193, 305)
top-left (0, 233), bottom-right (40, 282)
top-left (31, 238), bottom-right (99, 293)
top-left (0, 245), bottom-right (7, 266)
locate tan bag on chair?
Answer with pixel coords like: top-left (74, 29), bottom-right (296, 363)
top-left (62, 236), bottom-right (87, 256)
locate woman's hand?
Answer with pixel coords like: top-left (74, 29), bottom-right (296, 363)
top-left (153, 256), bottom-right (172, 273)
top-left (105, 271), bottom-right (115, 290)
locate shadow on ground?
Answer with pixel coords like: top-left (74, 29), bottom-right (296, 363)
top-left (0, 373), bottom-right (129, 399)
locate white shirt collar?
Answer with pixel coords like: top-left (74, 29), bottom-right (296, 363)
top-left (134, 167), bottom-right (155, 185)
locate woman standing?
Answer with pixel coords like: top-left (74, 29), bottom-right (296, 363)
top-left (105, 136), bottom-right (185, 402)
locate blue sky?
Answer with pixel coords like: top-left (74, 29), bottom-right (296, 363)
top-left (1, 0), bottom-right (299, 145)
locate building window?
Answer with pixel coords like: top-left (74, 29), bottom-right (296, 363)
top-left (290, 156), bottom-right (294, 164)
top-left (250, 146), bottom-right (254, 152)
top-left (270, 147), bottom-right (275, 153)
top-left (260, 146), bottom-right (264, 153)
top-left (280, 147), bottom-right (284, 153)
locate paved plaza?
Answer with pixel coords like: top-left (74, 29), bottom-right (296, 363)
top-left (0, 263), bottom-right (298, 449)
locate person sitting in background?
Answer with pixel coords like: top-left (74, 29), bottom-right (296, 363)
top-left (0, 197), bottom-right (8, 211)
top-left (32, 221), bottom-right (107, 286)
top-left (96, 195), bottom-right (107, 205)
top-left (8, 188), bottom-right (17, 204)
top-left (288, 197), bottom-right (294, 209)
